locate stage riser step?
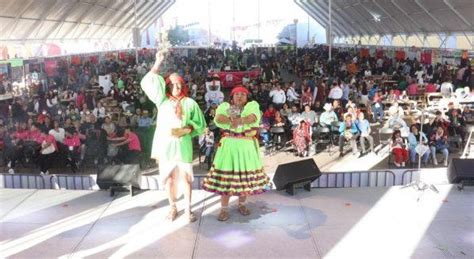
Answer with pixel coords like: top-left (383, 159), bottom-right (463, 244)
top-left (0, 169), bottom-right (449, 190)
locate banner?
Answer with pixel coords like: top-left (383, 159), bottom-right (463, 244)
top-left (9, 58), bottom-right (23, 67)
top-left (210, 70), bottom-right (261, 88)
top-left (420, 50), bottom-right (432, 65)
top-left (395, 50), bottom-right (406, 61)
top-left (71, 56), bottom-right (81, 65)
top-left (44, 59), bottom-right (57, 77)
top-left (360, 48), bottom-right (369, 58)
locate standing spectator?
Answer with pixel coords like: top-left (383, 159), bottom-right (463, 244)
top-left (407, 124), bottom-right (430, 166)
top-left (49, 120), bottom-right (65, 143)
top-left (199, 127), bottom-right (215, 169)
top-left (109, 126), bottom-right (142, 163)
top-left (38, 128), bottom-right (58, 175)
top-left (293, 120), bottom-right (311, 157)
top-left (286, 81), bottom-right (300, 105)
top-left (269, 83), bottom-right (286, 110)
top-left (371, 90), bottom-right (384, 124)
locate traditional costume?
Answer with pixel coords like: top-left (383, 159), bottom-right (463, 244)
top-left (202, 86), bottom-right (271, 196)
top-left (140, 72), bottom-right (206, 185)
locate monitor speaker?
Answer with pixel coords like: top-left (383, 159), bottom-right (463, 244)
top-left (272, 159), bottom-right (322, 195)
top-left (448, 158), bottom-right (474, 190)
top-left (97, 164), bottom-right (141, 196)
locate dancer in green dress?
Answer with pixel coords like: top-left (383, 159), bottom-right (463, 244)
top-left (202, 86), bottom-right (271, 221)
top-left (141, 50), bottom-right (206, 223)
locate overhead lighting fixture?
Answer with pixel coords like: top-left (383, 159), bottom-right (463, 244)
top-left (371, 12), bottom-right (381, 22)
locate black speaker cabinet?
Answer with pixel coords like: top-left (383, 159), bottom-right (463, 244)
top-left (273, 159), bottom-right (322, 195)
top-left (97, 164), bottom-right (142, 196)
top-left (448, 159), bottom-right (474, 189)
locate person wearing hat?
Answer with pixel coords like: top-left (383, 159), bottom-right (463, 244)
top-left (202, 86), bottom-right (271, 221)
top-left (141, 50), bottom-right (206, 223)
top-left (204, 74), bottom-right (224, 110)
top-left (319, 103), bottom-right (338, 128)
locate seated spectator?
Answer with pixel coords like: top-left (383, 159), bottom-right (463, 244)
top-left (356, 112), bottom-right (374, 156)
top-left (385, 89), bottom-right (399, 102)
top-left (344, 106), bottom-right (357, 122)
top-left (429, 111), bottom-right (449, 135)
top-left (338, 114), bottom-right (359, 157)
top-left (263, 105), bottom-right (276, 124)
top-left (4, 129), bottom-right (22, 174)
top-left (301, 105), bottom-right (318, 126)
top-left (429, 126), bottom-right (449, 166)
top-left (390, 129), bottom-right (408, 167)
top-left (424, 80), bottom-right (437, 93)
top-left (259, 116), bottom-right (271, 148)
top-left (102, 116), bottom-right (116, 137)
top-left (462, 106), bottom-right (473, 122)
top-left (407, 80), bottom-right (419, 96)
top-left (332, 100), bottom-right (344, 120)
top-left (288, 105), bottom-right (301, 129)
top-left (279, 103), bottom-right (291, 118)
top-left (293, 120), bottom-right (311, 157)
top-left (440, 81), bottom-right (453, 98)
top-left (28, 123), bottom-right (42, 143)
top-left (407, 125), bottom-right (430, 166)
top-left (446, 102), bottom-right (466, 144)
top-left (320, 103), bottom-right (338, 128)
top-left (300, 86), bottom-right (312, 109)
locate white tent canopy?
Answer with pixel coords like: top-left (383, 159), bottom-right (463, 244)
top-left (294, 0), bottom-right (474, 39)
top-left (0, 0), bottom-right (175, 43)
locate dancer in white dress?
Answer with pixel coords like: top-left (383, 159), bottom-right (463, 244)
top-left (141, 50), bottom-right (206, 222)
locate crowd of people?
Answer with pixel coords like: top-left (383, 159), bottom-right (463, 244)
top-left (0, 44), bottom-right (472, 174)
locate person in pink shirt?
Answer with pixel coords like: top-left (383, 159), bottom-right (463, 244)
top-left (424, 80), bottom-right (437, 93)
top-left (76, 88), bottom-right (85, 108)
top-left (407, 80), bottom-right (419, 96)
top-left (109, 126), bottom-right (142, 163)
top-left (63, 128), bottom-right (81, 173)
top-left (28, 124), bottom-right (42, 143)
top-left (14, 122), bottom-right (29, 141)
top-left (38, 128), bottom-right (57, 175)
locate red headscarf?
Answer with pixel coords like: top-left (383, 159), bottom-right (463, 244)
top-left (165, 74), bottom-right (188, 119)
top-left (230, 85), bottom-right (250, 96)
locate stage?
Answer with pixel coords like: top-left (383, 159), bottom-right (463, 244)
top-left (1, 186), bottom-right (472, 258)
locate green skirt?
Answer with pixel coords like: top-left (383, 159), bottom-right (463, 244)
top-left (202, 137), bottom-right (271, 196)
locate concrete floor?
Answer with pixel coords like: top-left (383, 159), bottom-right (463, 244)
top-left (1, 186), bottom-right (473, 259)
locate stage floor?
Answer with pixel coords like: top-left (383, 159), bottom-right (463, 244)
top-left (1, 186), bottom-right (473, 258)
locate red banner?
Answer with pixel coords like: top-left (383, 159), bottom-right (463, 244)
top-left (210, 70), bottom-right (261, 88)
top-left (44, 60), bottom-right (57, 77)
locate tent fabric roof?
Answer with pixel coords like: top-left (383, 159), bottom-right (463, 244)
top-left (0, 0), bottom-right (175, 43)
top-left (294, 0), bottom-right (474, 38)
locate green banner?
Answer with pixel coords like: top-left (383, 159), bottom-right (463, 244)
top-left (9, 58), bottom-right (23, 67)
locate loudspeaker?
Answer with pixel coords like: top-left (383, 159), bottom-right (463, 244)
top-left (272, 159), bottom-right (322, 195)
top-left (132, 28), bottom-right (141, 48)
top-left (97, 164), bottom-right (141, 196)
top-left (448, 159), bottom-right (474, 185)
